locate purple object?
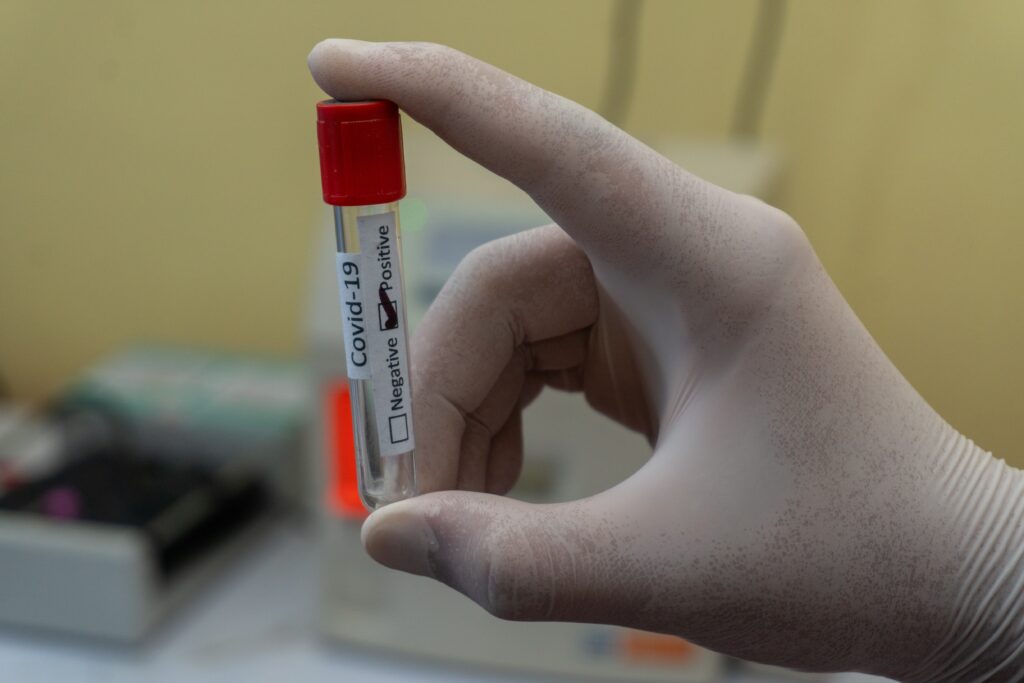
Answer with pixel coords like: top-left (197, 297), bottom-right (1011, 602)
top-left (42, 486), bottom-right (81, 519)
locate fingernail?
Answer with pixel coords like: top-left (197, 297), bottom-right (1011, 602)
top-left (327, 38), bottom-right (372, 51)
top-left (314, 38), bottom-right (373, 58)
top-left (308, 38), bottom-right (371, 67)
top-left (361, 500), bottom-right (437, 578)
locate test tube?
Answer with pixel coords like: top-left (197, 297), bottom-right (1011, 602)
top-left (316, 99), bottom-right (417, 510)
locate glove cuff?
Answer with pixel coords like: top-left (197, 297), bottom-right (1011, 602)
top-left (905, 435), bottom-right (1024, 681)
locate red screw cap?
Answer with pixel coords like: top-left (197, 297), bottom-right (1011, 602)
top-left (316, 99), bottom-right (406, 206)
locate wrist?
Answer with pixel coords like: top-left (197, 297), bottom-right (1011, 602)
top-left (901, 434), bottom-right (1024, 682)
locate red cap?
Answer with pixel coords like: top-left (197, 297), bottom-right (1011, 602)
top-left (316, 99), bottom-right (406, 206)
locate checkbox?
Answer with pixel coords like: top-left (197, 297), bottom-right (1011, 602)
top-left (389, 414), bottom-right (409, 443)
top-left (378, 298), bottom-right (400, 331)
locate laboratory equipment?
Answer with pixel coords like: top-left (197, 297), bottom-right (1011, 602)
top-left (55, 345), bottom-right (309, 507)
top-left (0, 346), bottom-right (306, 641)
top-left (316, 99), bottom-right (416, 510)
top-left (0, 447), bottom-right (272, 641)
top-left (0, 406), bottom-right (62, 494)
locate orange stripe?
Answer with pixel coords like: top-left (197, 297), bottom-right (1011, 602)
top-left (325, 381), bottom-right (367, 518)
top-left (620, 630), bottom-right (695, 663)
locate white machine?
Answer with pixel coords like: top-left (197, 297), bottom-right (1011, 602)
top-left (0, 348), bottom-right (310, 641)
top-left (307, 125), bottom-right (784, 681)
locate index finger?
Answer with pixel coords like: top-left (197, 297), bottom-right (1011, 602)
top-left (307, 39), bottom-right (727, 268)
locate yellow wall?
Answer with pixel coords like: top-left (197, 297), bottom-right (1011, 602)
top-left (764, 1), bottom-right (1024, 461)
top-left (1, 1), bottom-right (1021, 460)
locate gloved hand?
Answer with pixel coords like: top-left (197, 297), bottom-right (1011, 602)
top-left (308, 40), bottom-right (1024, 680)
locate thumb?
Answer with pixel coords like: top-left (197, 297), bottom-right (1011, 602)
top-left (361, 491), bottom-right (654, 623)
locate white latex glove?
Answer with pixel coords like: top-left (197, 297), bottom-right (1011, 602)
top-left (309, 40), bottom-right (1024, 681)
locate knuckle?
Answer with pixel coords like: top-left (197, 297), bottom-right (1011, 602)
top-left (478, 525), bottom-right (572, 622)
top-left (481, 544), bottom-right (540, 621)
top-left (768, 208), bottom-right (811, 253)
top-left (456, 238), bottom-right (513, 294)
top-left (741, 195), bottom-right (811, 255)
top-left (461, 238), bottom-right (502, 272)
top-left (723, 197), bottom-right (818, 325)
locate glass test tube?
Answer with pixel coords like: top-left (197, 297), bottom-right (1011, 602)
top-left (317, 99), bottom-right (417, 510)
top-left (333, 203), bottom-right (417, 509)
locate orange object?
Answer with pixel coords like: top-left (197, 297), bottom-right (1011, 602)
top-left (325, 381), bottom-right (368, 519)
top-left (620, 630), bottom-right (696, 664)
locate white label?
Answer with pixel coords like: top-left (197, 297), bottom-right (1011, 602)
top-left (335, 252), bottom-right (371, 379)
top-left (358, 211), bottom-right (416, 457)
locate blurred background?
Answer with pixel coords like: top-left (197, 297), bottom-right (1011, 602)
top-left (0, 1), bottom-right (1022, 681)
